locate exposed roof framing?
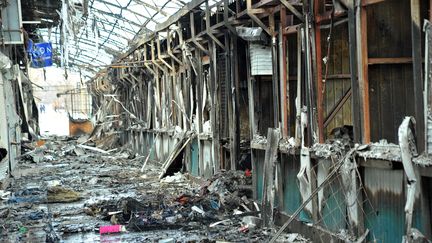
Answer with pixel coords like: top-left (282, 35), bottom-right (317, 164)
top-left (28, 0), bottom-right (194, 77)
top-left (89, 6), bottom-right (142, 29)
top-left (91, 0), bottom-right (156, 24)
top-left (131, 0), bottom-right (169, 16)
top-left (40, 29), bottom-right (121, 60)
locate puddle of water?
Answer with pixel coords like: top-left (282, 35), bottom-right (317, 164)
top-left (61, 230), bottom-right (205, 243)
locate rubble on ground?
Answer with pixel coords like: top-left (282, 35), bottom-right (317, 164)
top-left (0, 136), bottom-right (310, 242)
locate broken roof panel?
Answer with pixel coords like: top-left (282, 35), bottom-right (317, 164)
top-left (26, 0), bottom-right (194, 77)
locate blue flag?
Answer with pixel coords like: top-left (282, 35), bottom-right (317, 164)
top-left (28, 41), bottom-right (53, 68)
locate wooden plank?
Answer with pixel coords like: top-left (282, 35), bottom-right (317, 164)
top-left (295, 29), bottom-right (302, 143)
top-left (159, 134), bottom-right (193, 179)
top-left (304, 14), bottom-right (315, 145)
top-left (341, 24), bottom-right (352, 129)
top-left (225, 34), bottom-right (234, 171)
top-left (279, 7), bottom-right (289, 138)
top-left (324, 87), bottom-right (352, 128)
top-left (195, 49), bottom-right (204, 176)
top-left (362, 0), bottom-right (386, 6)
top-left (157, 35), bottom-right (174, 71)
top-left (357, 4), bottom-right (371, 143)
top-left (190, 12), bottom-right (208, 53)
top-left (261, 128), bottom-right (280, 227)
top-left (279, 0), bottom-right (304, 21)
top-left (223, 0), bottom-right (236, 34)
top-left (270, 13), bottom-right (279, 128)
top-left (314, 0), bottom-right (325, 143)
top-left (430, 0), bottom-right (432, 21)
top-left (246, 45), bottom-right (257, 137)
top-left (368, 57), bottom-right (413, 65)
top-left (316, 10), bottom-right (346, 23)
top-left (209, 39), bottom-right (221, 173)
top-left (233, 35), bottom-right (240, 171)
top-left (333, 25), bottom-right (344, 131)
top-left (155, 0), bottom-right (206, 32)
top-left (205, 1), bottom-right (225, 49)
top-left (228, 34), bottom-right (240, 171)
top-left (411, 0), bottom-right (425, 152)
top-left (246, 0), bottom-right (272, 36)
top-left (246, 41), bottom-right (259, 198)
top-left (326, 73), bottom-right (351, 79)
top-left (283, 24), bottom-right (300, 35)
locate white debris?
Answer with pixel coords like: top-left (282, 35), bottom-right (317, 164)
top-left (160, 172), bottom-right (187, 184)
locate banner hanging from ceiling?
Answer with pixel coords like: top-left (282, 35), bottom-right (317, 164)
top-left (27, 40), bottom-right (53, 68)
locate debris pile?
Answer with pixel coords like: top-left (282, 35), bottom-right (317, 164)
top-left (0, 136), bottom-right (309, 242)
top-left (81, 170), bottom-right (268, 241)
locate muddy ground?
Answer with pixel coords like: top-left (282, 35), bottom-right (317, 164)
top-left (0, 137), bottom-right (308, 242)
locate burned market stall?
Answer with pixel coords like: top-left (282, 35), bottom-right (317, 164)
top-left (1, 0), bottom-right (432, 242)
top-left (89, 1), bottom-right (432, 241)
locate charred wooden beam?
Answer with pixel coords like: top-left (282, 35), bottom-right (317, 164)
top-left (151, 40), bottom-right (164, 71)
top-left (347, 1), bottom-right (362, 143)
top-left (314, 0), bottom-right (325, 143)
top-left (209, 37), bottom-right (221, 172)
top-left (270, 13), bottom-right (280, 128)
top-left (279, 0), bottom-right (304, 21)
top-left (157, 34), bottom-right (175, 71)
top-left (368, 57), bottom-right (413, 65)
top-left (246, 0), bottom-right (273, 36)
top-left (205, 0), bottom-right (226, 50)
top-left (279, 7), bottom-right (289, 138)
top-left (361, 0), bottom-right (386, 6)
top-left (167, 32), bottom-right (183, 66)
top-left (411, 0), bottom-right (425, 152)
top-left (223, 0), bottom-right (237, 34)
top-left (229, 34), bottom-right (240, 170)
top-left (190, 12), bottom-right (208, 53)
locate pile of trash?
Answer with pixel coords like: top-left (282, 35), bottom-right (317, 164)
top-left (0, 135), bottom-right (310, 242)
top-left (19, 135), bottom-right (135, 165)
top-left (79, 168), bottom-right (309, 242)
top-left (83, 170), bottom-right (255, 231)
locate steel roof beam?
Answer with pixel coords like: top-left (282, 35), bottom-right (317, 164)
top-left (92, 0), bottom-right (154, 24)
top-left (89, 7), bottom-right (142, 28)
top-left (47, 29), bottom-right (125, 51)
top-left (130, 0), bottom-right (168, 16)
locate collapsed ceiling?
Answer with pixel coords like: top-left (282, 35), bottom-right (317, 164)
top-left (23, 0), bottom-right (191, 79)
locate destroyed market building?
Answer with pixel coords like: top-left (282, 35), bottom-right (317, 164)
top-left (1, 0), bottom-right (432, 242)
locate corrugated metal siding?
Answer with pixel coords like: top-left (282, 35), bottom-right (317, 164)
top-left (364, 167), bottom-right (405, 242)
top-left (317, 160), bottom-right (346, 231)
top-left (249, 44), bottom-right (272, 76)
top-left (281, 154), bottom-right (311, 222)
top-left (190, 139), bottom-right (199, 176)
top-left (319, 177), bottom-right (346, 231)
top-left (254, 150), bottom-right (265, 202)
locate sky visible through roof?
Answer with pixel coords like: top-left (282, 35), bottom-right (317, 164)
top-left (35, 0), bottom-right (192, 80)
